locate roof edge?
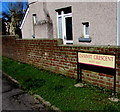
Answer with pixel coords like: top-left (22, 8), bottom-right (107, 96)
top-left (20, 8), bottom-right (30, 29)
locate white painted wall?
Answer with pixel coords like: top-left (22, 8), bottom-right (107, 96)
top-left (21, 2), bottom-right (117, 46)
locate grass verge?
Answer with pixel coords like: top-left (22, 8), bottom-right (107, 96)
top-left (2, 56), bottom-right (120, 112)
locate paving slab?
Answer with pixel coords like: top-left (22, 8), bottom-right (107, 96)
top-left (2, 75), bottom-right (48, 112)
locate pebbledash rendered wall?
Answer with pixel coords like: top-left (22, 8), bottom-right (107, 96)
top-left (2, 36), bottom-right (120, 92)
top-left (22, 2), bottom-right (117, 46)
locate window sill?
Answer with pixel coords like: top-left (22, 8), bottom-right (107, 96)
top-left (79, 37), bottom-right (91, 42)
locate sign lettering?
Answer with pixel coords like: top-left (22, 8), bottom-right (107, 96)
top-left (78, 52), bottom-right (115, 69)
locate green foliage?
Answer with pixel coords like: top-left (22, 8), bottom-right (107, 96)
top-left (103, 105), bottom-right (119, 112)
top-left (2, 57), bottom-right (120, 111)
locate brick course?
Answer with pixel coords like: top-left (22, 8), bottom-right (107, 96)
top-left (2, 36), bottom-right (120, 92)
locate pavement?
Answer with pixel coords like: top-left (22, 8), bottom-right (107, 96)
top-left (2, 74), bottom-right (49, 112)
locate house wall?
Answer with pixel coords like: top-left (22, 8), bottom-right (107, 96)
top-left (2, 36), bottom-right (120, 92)
top-left (117, 0), bottom-right (120, 46)
top-left (21, 2), bottom-right (48, 39)
top-left (72, 2), bottom-right (117, 45)
top-left (46, 2), bottom-right (117, 45)
top-left (21, 2), bottom-right (117, 45)
top-left (21, 7), bottom-right (33, 39)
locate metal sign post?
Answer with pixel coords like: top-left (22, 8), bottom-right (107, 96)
top-left (77, 63), bottom-right (82, 83)
top-left (77, 52), bottom-right (82, 83)
top-left (114, 73), bottom-right (116, 97)
top-left (114, 59), bottom-right (116, 97)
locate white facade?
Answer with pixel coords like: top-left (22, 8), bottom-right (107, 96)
top-left (20, 1), bottom-right (120, 46)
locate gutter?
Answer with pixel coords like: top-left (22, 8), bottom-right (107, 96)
top-left (28, 1), bottom-right (37, 6)
top-left (117, 0), bottom-right (120, 46)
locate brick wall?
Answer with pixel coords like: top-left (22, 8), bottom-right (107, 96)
top-left (2, 36), bottom-right (120, 92)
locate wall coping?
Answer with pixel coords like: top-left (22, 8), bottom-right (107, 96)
top-left (2, 36), bottom-right (120, 48)
top-left (59, 44), bottom-right (120, 49)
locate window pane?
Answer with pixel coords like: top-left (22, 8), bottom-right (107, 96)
top-left (56, 6), bottom-right (72, 15)
top-left (64, 7), bottom-right (72, 14)
top-left (33, 14), bottom-right (37, 24)
top-left (58, 17), bottom-right (62, 39)
top-left (65, 17), bottom-right (73, 40)
top-left (85, 25), bottom-right (89, 35)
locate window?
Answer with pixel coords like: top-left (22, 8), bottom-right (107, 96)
top-left (82, 22), bottom-right (89, 38)
top-left (32, 14), bottom-right (37, 25)
top-left (56, 6), bottom-right (73, 44)
top-left (79, 22), bottom-right (91, 42)
top-left (56, 7), bottom-right (72, 15)
top-left (32, 14), bottom-right (37, 38)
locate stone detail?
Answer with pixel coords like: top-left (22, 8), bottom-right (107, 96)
top-left (34, 94), bottom-right (61, 112)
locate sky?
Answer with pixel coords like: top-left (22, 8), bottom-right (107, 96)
top-left (0, 0), bottom-right (28, 17)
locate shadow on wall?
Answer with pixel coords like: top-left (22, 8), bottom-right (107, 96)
top-left (43, 2), bottom-right (53, 39)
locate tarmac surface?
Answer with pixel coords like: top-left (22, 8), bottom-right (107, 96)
top-left (2, 74), bottom-right (48, 112)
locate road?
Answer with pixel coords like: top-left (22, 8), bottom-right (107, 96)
top-left (2, 74), bottom-right (48, 112)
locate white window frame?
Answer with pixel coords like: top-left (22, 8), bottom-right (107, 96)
top-left (57, 11), bottom-right (73, 44)
top-left (32, 13), bottom-right (37, 25)
top-left (83, 22), bottom-right (90, 38)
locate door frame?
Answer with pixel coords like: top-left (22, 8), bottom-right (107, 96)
top-left (57, 12), bottom-right (73, 44)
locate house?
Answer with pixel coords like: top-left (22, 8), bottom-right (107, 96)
top-left (20, 0), bottom-right (120, 46)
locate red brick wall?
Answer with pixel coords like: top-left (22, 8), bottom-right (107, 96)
top-left (2, 36), bottom-right (120, 92)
